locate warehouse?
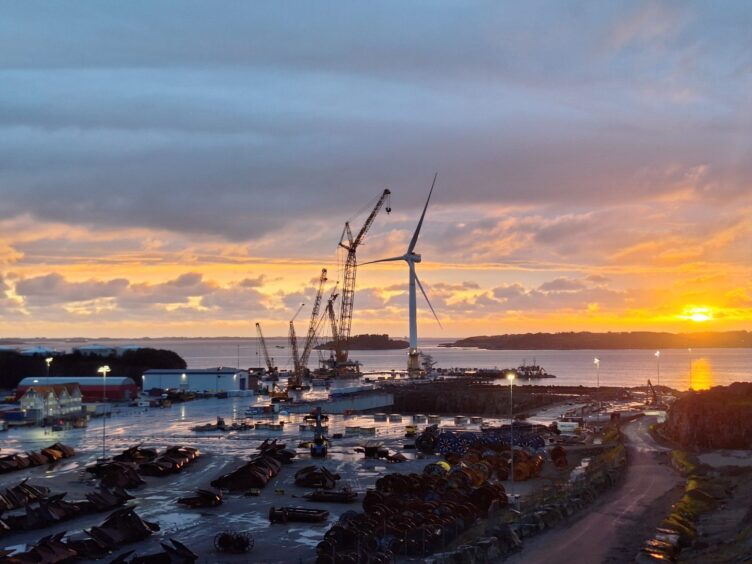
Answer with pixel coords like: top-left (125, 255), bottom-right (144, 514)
top-left (15, 376), bottom-right (139, 402)
top-left (142, 367), bottom-right (250, 393)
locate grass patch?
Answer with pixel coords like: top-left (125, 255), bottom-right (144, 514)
top-left (601, 424), bottom-right (621, 443)
top-left (671, 450), bottom-right (699, 476)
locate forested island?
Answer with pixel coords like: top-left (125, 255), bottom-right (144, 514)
top-left (0, 348), bottom-right (186, 389)
top-left (443, 331), bottom-right (751, 350)
top-left (316, 334), bottom-right (409, 350)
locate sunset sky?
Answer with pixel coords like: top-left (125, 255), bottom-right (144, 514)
top-left (1, 2), bottom-right (750, 338)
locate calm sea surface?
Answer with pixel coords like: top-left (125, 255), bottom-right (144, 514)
top-left (14, 337), bottom-right (752, 391)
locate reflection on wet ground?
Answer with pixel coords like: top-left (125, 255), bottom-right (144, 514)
top-left (2, 396), bottom-right (542, 562)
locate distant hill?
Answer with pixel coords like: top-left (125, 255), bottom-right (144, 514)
top-left (315, 334), bottom-right (409, 350)
top-left (443, 331), bottom-right (751, 350)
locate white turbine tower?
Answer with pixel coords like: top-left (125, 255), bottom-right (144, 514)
top-left (364, 174), bottom-right (441, 375)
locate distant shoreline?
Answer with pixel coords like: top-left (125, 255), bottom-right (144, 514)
top-left (442, 330), bottom-right (751, 350)
top-left (440, 344), bottom-right (751, 350)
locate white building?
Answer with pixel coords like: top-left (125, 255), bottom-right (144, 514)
top-left (142, 368), bottom-right (251, 393)
top-left (18, 383), bottom-right (83, 421)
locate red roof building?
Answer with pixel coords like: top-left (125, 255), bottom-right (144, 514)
top-left (16, 376), bottom-right (139, 402)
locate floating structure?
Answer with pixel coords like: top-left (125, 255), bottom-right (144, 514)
top-left (283, 390), bottom-right (394, 414)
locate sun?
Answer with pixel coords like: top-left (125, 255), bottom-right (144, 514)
top-left (679, 306), bottom-right (714, 323)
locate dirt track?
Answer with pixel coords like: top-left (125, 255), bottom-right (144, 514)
top-left (505, 416), bottom-right (682, 564)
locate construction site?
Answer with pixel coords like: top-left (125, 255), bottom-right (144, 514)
top-left (0, 385), bottom-right (640, 563)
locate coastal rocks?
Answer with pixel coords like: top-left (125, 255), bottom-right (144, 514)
top-left (387, 381), bottom-right (574, 417)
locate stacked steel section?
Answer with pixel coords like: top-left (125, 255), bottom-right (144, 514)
top-left (0, 443), bottom-right (75, 474)
top-left (316, 462), bottom-right (507, 562)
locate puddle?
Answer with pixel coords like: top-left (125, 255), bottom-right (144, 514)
top-left (153, 511), bottom-right (202, 532)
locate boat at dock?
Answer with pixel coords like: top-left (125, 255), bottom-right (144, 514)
top-left (444, 363), bottom-right (556, 380)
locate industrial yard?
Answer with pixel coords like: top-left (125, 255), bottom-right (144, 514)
top-left (0, 393), bottom-right (626, 562)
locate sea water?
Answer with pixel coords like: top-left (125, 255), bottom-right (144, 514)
top-left (11, 337), bottom-right (752, 391)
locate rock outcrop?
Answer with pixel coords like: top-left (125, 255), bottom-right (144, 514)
top-left (663, 382), bottom-right (752, 449)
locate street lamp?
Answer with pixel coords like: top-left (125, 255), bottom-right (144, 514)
top-left (654, 351), bottom-right (661, 388)
top-left (97, 365), bottom-right (111, 461)
top-left (45, 357), bottom-right (53, 383)
top-left (688, 348), bottom-right (693, 391)
top-left (506, 371), bottom-right (515, 493)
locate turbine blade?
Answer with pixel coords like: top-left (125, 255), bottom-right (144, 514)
top-left (415, 273), bottom-right (442, 329)
top-left (407, 172), bottom-right (438, 254)
top-left (360, 255), bottom-right (405, 266)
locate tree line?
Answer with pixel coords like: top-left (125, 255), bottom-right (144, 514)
top-left (0, 348), bottom-right (186, 390)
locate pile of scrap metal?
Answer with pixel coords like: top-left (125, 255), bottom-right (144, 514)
top-left (208, 440), bottom-right (293, 491)
top-left (269, 506), bottom-right (329, 524)
top-left (192, 416), bottom-right (228, 432)
top-left (0, 480), bottom-right (50, 512)
top-left (303, 487), bottom-right (357, 503)
top-left (193, 418), bottom-right (255, 432)
top-left (0, 508), bottom-right (158, 562)
top-left (110, 538), bottom-right (198, 563)
top-left (210, 454), bottom-right (281, 491)
top-left (0, 487), bottom-right (132, 535)
top-left (316, 471), bottom-right (507, 562)
top-left (294, 466), bottom-right (340, 489)
top-left (86, 461), bottom-right (145, 489)
top-left (510, 450), bottom-right (545, 481)
top-left (0, 532), bottom-right (77, 563)
top-left (415, 424), bottom-right (546, 456)
top-left (427, 446), bottom-right (544, 482)
top-left (177, 488), bottom-right (222, 508)
top-left (0, 443), bottom-right (75, 475)
top-left (256, 439), bottom-right (296, 464)
top-left (355, 442), bottom-right (407, 463)
top-left (113, 445), bottom-right (158, 464)
top-left (214, 531), bottom-right (254, 554)
top-left (139, 446), bottom-right (200, 477)
top-left (85, 508), bottom-right (160, 551)
top-left (550, 445), bottom-right (568, 468)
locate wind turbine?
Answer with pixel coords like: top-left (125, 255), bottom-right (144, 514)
top-left (363, 174), bottom-right (441, 375)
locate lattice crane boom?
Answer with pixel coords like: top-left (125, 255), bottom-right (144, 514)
top-left (335, 189), bottom-right (391, 364)
top-left (255, 322), bottom-right (275, 373)
top-left (300, 269), bottom-right (327, 369)
top-left (288, 303), bottom-right (305, 383)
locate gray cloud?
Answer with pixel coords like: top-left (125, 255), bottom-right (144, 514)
top-left (16, 273), bottom-right (129, 306)
top-left (538, 278), bottom-right (588, 292)
top-left (0, 2), bottom-right (750, 245)
top-left (11, 272), bottom-right (274, 321)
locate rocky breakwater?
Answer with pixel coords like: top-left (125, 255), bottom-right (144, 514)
top-left (663, 382), bottom-right (752, 449)
top-left (387, 381), bottom-right (577, 416)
